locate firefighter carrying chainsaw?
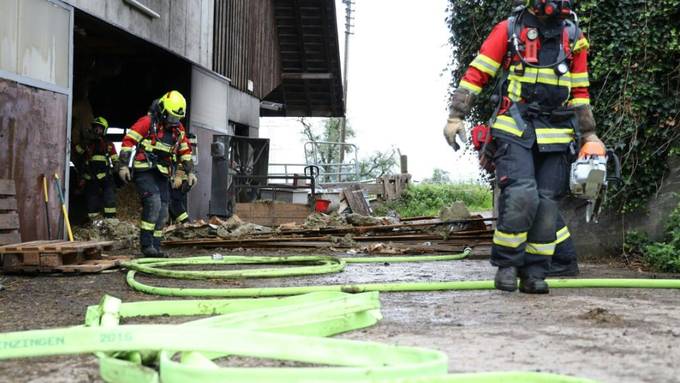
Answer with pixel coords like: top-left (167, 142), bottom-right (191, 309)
top-left (72, 116), bottom-right (119, 220)
top-left (118, 90), bottom-right (197, 257)
top-left (444, 0), bottom-right (606, 293)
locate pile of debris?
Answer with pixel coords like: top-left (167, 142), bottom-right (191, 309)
top-left (161, 202), bottom-right (494, 256)
top-left (73, 218), bottom-right (139, 250)
top-left (164, 215), bottom-right (272, 241)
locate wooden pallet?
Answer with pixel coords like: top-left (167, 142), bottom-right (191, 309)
top-left (0, 179), bottom-right (21, 246)
top-left (0, 240), bottom-right (125, 273)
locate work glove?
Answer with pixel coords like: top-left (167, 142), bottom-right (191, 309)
top-left (172, 169), bottom-right (185, 189)
top-left (118, 166), bottom-right (132, 182)
top-left (187, 172), bottom-right (197, 187)
top-left (172, 175), bottom-right (183, 189)
top-left (443, 117), bottom-right (467, 151)
top-left (580, 132), bottom-right (606, 153)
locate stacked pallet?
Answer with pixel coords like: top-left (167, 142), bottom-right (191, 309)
top-left (0, 240), bottom-right (126, 273)
top-left (0, 179), bottom-right (20, 246)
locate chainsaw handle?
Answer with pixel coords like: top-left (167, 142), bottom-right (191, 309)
top-left (606, 149), bottom-right (622, 186)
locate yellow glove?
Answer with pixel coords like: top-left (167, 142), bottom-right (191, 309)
top-left (443, 117), bottom-right (466, 151)
top-left (187, 173), bottom-right (197, 187)
top-left (118, 166), bottom-right (131, 182)
top-left (172, 169), bottom-right (185, 189)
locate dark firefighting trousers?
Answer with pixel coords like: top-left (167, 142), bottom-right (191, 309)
top-left (491, 138), bottom-right (570, 279)
top-left (553, 215), bottom-right (577, 266)
top-left (169, 188), bottom-right (189, 223)
top-left (134, 170), bottom-right (169, 250)
top-left (85, 175), bottom-right (117, 218)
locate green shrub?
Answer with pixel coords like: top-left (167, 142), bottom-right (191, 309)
top-left (374, 183), bottom-right (493, 218)
top-left (644, 243), bottom-right (680, 272)
top-left (625, 202), bottom-right (680, 272)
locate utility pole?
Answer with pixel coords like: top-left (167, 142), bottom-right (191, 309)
top-left (338, 0), bottom-right (354, 171)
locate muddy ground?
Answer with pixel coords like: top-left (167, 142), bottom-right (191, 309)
top-left (1, 248), bottom-right (679, 383)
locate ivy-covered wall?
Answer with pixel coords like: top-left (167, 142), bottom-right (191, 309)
top-left (446, 0), bottom-right (680, 212)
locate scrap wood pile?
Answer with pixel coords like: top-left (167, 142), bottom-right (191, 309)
top-left (162, 211), bottom-right (494, 255)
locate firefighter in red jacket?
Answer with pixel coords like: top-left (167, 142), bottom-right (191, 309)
top-left (444, 1), bottom-right (604, 293)
top-left (118, 91), bottom-right (197, 257)
top-left (73, 116), bottom-right (118, 220)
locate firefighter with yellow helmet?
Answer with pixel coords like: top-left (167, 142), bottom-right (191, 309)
top-left (118, 91), bottom-right (197, 257)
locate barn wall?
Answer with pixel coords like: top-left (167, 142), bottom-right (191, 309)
top-left (213, 0), bottom-right (281, 98)
top-left (64, 0), bottom-right (214, 68)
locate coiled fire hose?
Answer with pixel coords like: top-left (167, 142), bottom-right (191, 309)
top-left (3, 249), bottom-right (676, 382)
top-left (121, 249), bottom-right (680, 298)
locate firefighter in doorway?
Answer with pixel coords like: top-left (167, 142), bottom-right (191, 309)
top-left (444, 0), bottom-right (602, 292)
top-left (72, 116), bottom-right (118, 220)
top-left (118, 90), bottom-right (197, 257)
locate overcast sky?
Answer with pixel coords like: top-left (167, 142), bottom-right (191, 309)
top-left (260, 0), bottom-right (481, 183)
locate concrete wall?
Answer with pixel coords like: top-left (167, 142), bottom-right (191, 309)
top-left (562, 156), bottom-right (680, 257)
top-left (0, 79), bottom-right (68, 242)
top-left (64, 0), bottom-right (213, 68)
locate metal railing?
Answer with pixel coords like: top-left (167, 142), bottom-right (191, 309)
top-left (304, 141), bottom-right (359, 183)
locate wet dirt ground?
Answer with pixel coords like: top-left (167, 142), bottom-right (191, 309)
top-left (1, 248), bottom-right (679, 383)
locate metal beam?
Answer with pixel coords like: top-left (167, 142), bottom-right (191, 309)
top-left (123, 0), bottom-right (161, 19)
top-left (281, 72), bottom-right (333, 80)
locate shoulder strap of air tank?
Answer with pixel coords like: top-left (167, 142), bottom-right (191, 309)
top-left (563, 19), bottom-right (579, 44)
top-left (507, 15), bottom-right (517, 41)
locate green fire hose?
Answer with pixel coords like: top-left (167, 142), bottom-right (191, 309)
top-left (0, 292), bottom-right (597, 383)
top-left (121, 250), bottom-right (680, 298)
top-left (4, 249), bottom-right (672, 382)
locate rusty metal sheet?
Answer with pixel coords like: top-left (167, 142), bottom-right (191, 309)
top-left (0, 78), bottom-right (68, 242)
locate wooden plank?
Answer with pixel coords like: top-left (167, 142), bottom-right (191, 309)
top-left (0, 240), bottom-right (66, 253)
top-left (0, 197), bottom-right (17, 211)
top-left (0, 212), bottom-right (20, 230)
top-left (54, 259), bottom-right (119, 273)
top-left (0, 231), bottom-right (21, 246)
top-left (40, 240), bottom-right (114, 252)
top-left (0, 180), bottom-right (16, 196)
top-left (235, 203), bottom-right (311, 226)
top-left (343, 185), bottom-right (371, 216)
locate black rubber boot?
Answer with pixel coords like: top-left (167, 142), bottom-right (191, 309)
top-left (153, 238), bottom-right (167, 258)
top-left (140, 246), bottom-right (159, 257)
top-left (546, 261), bottom-right (580, 277)
top-left (494, 266), bottom-right (518, 292)
top-left (519, 278), bottom-right (550, 294)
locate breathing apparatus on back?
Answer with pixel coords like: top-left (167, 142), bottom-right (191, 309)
top-left (509, 0), bottom-right (579, 74)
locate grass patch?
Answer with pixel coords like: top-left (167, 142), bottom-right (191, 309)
top-left (374, 183), bottom-right (492, 218)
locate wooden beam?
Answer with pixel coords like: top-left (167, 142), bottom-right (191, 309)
top-left (0, 212), bottom-right (20, 230)
top-left (0, 180), bottom-right (16, 196)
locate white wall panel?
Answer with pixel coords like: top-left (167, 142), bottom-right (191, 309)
top-left (190, 66), bottom-right (228, 133)
top-left (0, 0), bottom-right (19, 74)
